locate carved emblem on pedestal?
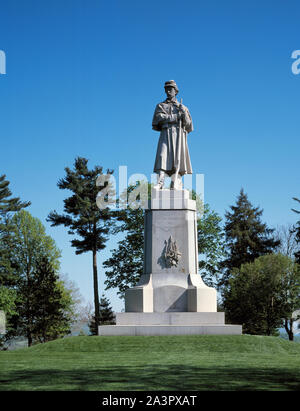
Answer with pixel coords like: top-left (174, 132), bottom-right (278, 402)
top-left (164, 236), bottom-right (182, 268)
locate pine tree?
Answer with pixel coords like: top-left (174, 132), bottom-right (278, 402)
top-left (30, 256), bottom-right (72, 343)
top-left (47, 157), bottom-right (115, 335)
top-left (88, 294), bottom-right (115, 335)
top-left (0, 174), bottom-right (30, 222)
top-left (99, 294), bottom-right (115, 324)
top-left (221, 188), bottom-right (279, 286)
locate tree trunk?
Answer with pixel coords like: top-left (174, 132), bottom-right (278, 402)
top-left (26, 304), bottom-right (33, 347)
top-left (27, 330), bottom-right (32, 347)
top-left (26, 269), bottom-right (33, 347)
top-left (284, 318), bottom-right (294, 341)
top-left (93, 248), bottom-right (100, 336)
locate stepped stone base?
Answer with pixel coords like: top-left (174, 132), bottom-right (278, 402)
top-left (99, 189), bottom-right (242, 336)
top-left (98, 312), bottom-right (242, 336)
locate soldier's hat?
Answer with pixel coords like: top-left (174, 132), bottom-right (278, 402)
top-left (164, 80), bottom-right (179, 94)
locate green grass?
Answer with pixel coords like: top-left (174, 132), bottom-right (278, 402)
top-left (1, 334), bottom-right (300, 391)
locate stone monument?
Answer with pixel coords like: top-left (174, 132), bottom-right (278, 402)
top-left (99, 80), bottom-right (242, 336)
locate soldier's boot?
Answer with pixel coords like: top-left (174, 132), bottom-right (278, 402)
top-left (170, 173), bottom-right (182, 190)
top-left (154, 171), bottom-right (165, 190)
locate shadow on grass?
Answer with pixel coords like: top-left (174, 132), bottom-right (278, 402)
top-left (1, 364), bottom-right (300, 391)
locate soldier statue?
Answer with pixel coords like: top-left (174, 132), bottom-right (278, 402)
top-left (152, 80), bottom-right (193, 190)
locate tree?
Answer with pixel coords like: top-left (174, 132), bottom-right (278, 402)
top-left (0, 286), bottom-right (17, 349)
top-left (58, 273), bottom-right (84, 333)
top-left (47, 157), bottom-right (115, 335)
top-left (291, 197), bottom-right (300, 215)
top-left (104, 182), bottom-right (148, 298)
top-left (274, 224), bottom-right (298, 259)
top-left (0, 287), bottom-right (16, 320)
top-left (88, 294), bottom-right (115, 335)
top-left (224, 254), bottom-right (300, 337)
top-left (30, 256), bottom-right (73, 343)
top-left (198, 203), bottom-right (226, 289)
top-left (104, 207), bottom-right (144, 298)
top-left (0, 175), bottom-right (30, 347)
top-left (6, 210), bottom-right (61, 346)
top-left (0, 174), bottom-right (30, 287)
top-left (221, 188), bottom-right (279, 287)
top-left (280, 261), bottom-right (300, 341)
top-left (292, 197), bottom-right (300, 264)
top-left (0, 174), bottom-right (30, 224)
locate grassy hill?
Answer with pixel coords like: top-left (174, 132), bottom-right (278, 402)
top-left (1, 334), bottom-right (300, 391)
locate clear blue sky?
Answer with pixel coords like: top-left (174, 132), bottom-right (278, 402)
top-left (1, 0), bottom-right (299, 312)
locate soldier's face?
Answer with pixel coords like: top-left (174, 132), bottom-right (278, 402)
top-left (165, 86), bottom-right (176, 99)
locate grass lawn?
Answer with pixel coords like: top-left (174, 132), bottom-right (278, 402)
top-left (1, 334), bottom-right (300, 391)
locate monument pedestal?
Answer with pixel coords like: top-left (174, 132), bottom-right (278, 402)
top-left (124, 274), bottom-right (217, 313)
top-left (99, 189), bottom-right (242, 336)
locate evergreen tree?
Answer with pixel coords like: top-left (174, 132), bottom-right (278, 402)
top-left (292, 197), bottom-right (300, 264)
top-left (88, 294), bottom-right (115, 335)
top-left (47, 157), bottom-right (115, 335)
top-left (99, 294), bottom-right (115, 324)
top-left (221, 188), bottom-right (279, 286)
top-left (30, 256), bottom-right (72, 343)
top-left (0, 174), bottom-right (30, 223)
top-left (88, 314), bottom-right (97, 336)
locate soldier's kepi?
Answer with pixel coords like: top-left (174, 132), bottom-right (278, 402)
top-left (152, 80), bottom-right (193, 190)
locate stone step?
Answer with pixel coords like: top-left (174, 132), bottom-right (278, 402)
top-left (98, 324), bottom-right (242, 336)
top-left (116, 312), bottom-right (225, 325)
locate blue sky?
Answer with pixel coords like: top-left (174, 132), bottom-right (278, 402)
top-left (0, 0), bottom-right (299, 312)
